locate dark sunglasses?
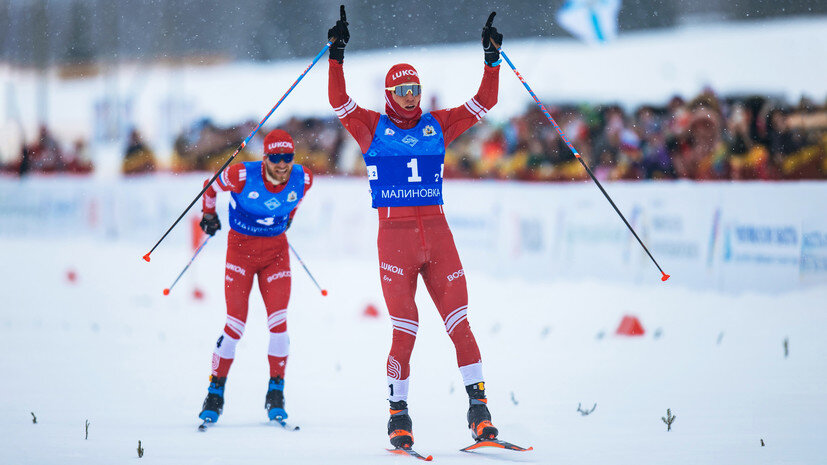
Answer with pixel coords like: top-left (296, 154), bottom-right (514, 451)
top-left (266, 152), bottom-right (294, 164)
top-left (386, 83), bottom-right (421, 97)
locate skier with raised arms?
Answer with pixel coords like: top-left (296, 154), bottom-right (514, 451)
top-left (326, 6), bottom-right (504, 450)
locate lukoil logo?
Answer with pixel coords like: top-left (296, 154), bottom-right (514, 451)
top-left (381, 262), bottom-right (404, 276)
top-left (267, 141), bottom-right (293, 151)
top-left (226, 263), bottom-right (246, 276)
top-left (391, 69), bottom-right (418, 81)
top-left (446, 269), bottom-right (465, 281)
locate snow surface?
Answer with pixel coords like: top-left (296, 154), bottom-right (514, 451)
top-left (2, 236), bottom-right (826, 464)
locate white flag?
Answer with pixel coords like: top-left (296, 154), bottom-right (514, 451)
top-left (557, 0), bottom-right (621, 44)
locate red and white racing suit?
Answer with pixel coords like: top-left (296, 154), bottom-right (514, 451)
top-left (329, 58), bottom-right (500, 401)
top-left (201, 162), bottom-right (313, 380)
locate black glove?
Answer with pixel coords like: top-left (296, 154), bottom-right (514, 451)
top-left (327, 5), bottom-right (349, 63)
top-left (481, 12), bottom-right (503, 65)
top-left (200, 213), bottom-right (221, 236)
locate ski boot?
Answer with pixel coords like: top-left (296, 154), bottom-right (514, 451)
top-left (387, 400), bottom-right (414, 449)
top-left (466, 382), bottom-right (498, 441)
top-left (265, 376), bottom-right (288, 421)
top-left (198, 376), bottom-right (226, 423)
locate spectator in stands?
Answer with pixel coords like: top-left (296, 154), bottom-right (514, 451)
top-left (615, 129), bottom-right (645, 180)
top-left (592, 145), bottom-right (617, 182)
top-left (122, 129), bottom-right (158, 175)
top-left (767, 108), bottom-right (798, 172)
top-left (726, 103), bottom-right (769, 180)
top-left (65, 139), bottom-right (94, 174)
top-left (27, 125), bottom-right (64, 173)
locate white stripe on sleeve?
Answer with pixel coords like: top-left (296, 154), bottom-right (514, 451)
top-left (334, 98), bottom-right (357, 119)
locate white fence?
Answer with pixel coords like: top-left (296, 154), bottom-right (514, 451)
top-left (1, 175), bottom-right (825, 293)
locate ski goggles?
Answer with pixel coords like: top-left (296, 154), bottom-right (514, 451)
top-left (385, 83), bottom-right (421, 97)
top-left (266, 152), bottom-right (294, 164)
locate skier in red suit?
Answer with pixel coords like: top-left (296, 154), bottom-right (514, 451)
top-left (326, 7), bottom-right (504, 448)
top-left (196, 128), bottom-right (313, 427)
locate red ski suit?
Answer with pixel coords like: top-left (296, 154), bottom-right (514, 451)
top-left (329, 59), bottom-right (499, 399)
top-left (202, 162), bottom-right (313, 379)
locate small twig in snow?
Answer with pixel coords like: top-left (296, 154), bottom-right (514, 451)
top-left (661, 408), bottom-right (676, 431)
top-left (577, 403), bottom-right (597, 416)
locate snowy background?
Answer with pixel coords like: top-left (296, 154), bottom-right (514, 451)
top-left (2, 3), bottom-right (827, 464)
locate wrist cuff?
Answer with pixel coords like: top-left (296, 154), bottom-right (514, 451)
top-left (329, 48), bottom-right (344, 63)
top-left (485, 58), bottom-right (502, 67)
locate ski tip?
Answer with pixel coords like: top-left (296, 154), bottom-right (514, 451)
top-left (198, 418), bottom-right (214, 432)
top-left (461, 439), bottom-right (533, 452)
top-left (321, 289), bottom-right (328, 296)
top-left (387, 448), bottom-right (432, 461)
top-left (661, 273), bottom-right (671, 282)
top-left (163, 288), bottom-right (170, 296)
top-left (272, 418), bottom-right (300, 431)
top-left (142, 253), bottom-right (151, 262)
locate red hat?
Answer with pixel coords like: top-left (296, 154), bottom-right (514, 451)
top-left (385, 63), bottom-right (420, 88)
top-left (384, 63), bottom-right (422, 126)
top-left (263, 129), bottom-right (294, 154)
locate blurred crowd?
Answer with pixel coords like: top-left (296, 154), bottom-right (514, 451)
top-left (1, 125), bottom-right (94, 175)
top-left (447, 90), bottom-right (827, 182)
top-left (3, 90), bottom-right (827, 181)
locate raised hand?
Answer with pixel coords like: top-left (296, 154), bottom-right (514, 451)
top-left (481, 12), bottom-right (503, 65)
top-left (328, 5), bottom-right (349, 63)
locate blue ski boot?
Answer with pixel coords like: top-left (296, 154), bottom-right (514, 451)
top-left (198, 376), bottom-right (226, 423)
top-left (265, 376), bottom-right (288, 421)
